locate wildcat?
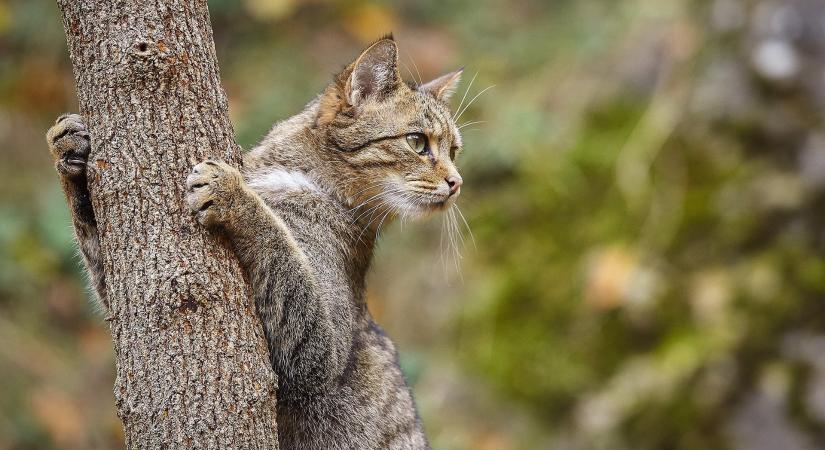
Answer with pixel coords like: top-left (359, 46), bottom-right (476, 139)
top-left (46, 36), bottom-right (464, 449)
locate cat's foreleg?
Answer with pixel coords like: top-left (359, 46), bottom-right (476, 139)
top-left (185, 160), bottom-right (346, 392)
top-left (46, 114), bottom-right (108, 313)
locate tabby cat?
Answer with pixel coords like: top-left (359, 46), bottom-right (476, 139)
top-left (47, 36), bottom-right (464, 449)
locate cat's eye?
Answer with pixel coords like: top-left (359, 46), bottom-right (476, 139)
top-left (450, 146), bottom-right (459, 160)
top-left (406, 133), bottom-right (428, 155)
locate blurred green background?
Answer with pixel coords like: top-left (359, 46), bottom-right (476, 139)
top-left (3, 0), bottom-right (825, 448)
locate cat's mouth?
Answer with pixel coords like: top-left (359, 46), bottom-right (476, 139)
top-left (413, 192), bottom-right (457, 213)
top-left (422, 200), bottom-right (447, 210)
top-left (384, 181), bottom-right (459, 216)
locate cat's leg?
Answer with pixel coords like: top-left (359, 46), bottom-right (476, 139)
top-left (185, 160), bottom-right (346, 392)
top-left (46, 114), bottom-right (108, 313)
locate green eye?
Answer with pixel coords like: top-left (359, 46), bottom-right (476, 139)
top-left (406, 133), bottom-right (428, 155)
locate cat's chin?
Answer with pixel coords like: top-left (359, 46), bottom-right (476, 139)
top-left (413, 197), bottom-right (457, 217)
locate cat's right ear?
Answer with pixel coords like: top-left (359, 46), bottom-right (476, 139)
top-left (344, 37), bottom-right (401, 106)
top-left (419, 68), bottom-right (463, 102)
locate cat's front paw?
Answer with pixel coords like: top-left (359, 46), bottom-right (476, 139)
top-left (185, 160), bottom-right (246, 228)
top-left (46, 113), bottom-right (91, 179)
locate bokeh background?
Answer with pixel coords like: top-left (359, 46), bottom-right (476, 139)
top-left (3, 0), bottom-right (825, 448)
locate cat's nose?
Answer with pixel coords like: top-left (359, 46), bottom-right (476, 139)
top-left (446, 175), bottom-right (463, 196)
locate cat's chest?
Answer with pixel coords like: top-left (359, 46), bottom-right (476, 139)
top-left (245, 167), bottom-right (363, 291)
top-left (260, 189), bottom-right (354, 273)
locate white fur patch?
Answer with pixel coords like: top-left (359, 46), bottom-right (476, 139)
top-left (248, 169), bottom-right (320, 194)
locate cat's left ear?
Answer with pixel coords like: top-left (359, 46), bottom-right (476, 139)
top-left (346, 37), bottom-right (402, 106)
top-left (419, 68), bottom-right (463, 102)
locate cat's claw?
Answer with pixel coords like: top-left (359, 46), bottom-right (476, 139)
top-left (46, 113), bottom-right (91, 179)
top-left (185, 160), bottom-right (244, 228)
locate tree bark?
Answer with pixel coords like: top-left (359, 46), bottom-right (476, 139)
top-left (56, 1), bottom-right (279, 448)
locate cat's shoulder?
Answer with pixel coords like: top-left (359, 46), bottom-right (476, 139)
top-left (245, 166), bottom-right (344, 216)
top-left (246, 167), bottom-right (321, 195)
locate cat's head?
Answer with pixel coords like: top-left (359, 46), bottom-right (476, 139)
top-left (316, 36), bottom-right (464, 220)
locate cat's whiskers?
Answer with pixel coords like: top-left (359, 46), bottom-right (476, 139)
top-left (434, 206), bottom-right (466, 280)
top-left (446, 208), bottom-right (463, 279)
top-left (353, 200), bottom-right (390, 231)
top-left (349, 196), bottom-right (381, 217)
top-left (454, 204), bottom-right (477, 250)
top-left (391, 195), bottom-right (416, 233)
top-left (349, 186), bottom-right (396, 218)
top-left (454, 72), bottom-right (478, 121)
top-left (453, 209), bottom-right (466, 280)
top-left (348, 180), bottom-right (389, 197)
top-left (375, 207), bottom-right (395, 239)
top-left (352, 187), bottom-right (410, 245)
top-left (356, 201), bottom-right (397, 244)
top-left (448, 207), bottom-right (462, 258)
top-left (401, 61), bottom-right (420, 88)
top-left (400, 207), bottom-right (411, 232)
top-left (349, 201), bottom-right (384, 230)
top-left (458, 120), bottom-right (486, 130)
top-left (454, 84), bottom-right (495, 123)
top-left (440, 212), bottom-right (448, 271)
top-left (355, 204), bottom-right (386, 245)
top-left (451, 207), bottom-right (465, 250)
top-left (351, 186), bottom-right (407, 222)
top-left (347, 181), bottom-right (392, 212)
top-left (408, 52), bottom-right (424, 86)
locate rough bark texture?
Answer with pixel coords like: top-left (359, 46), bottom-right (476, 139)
top-left (56, 1), bottom-right (279, 448)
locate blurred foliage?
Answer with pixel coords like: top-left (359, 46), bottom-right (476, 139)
top-left (3, 0), bottom-right (825, 449)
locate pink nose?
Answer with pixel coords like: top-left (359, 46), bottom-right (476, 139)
top-left (446, 175), bottom-right (463, 195)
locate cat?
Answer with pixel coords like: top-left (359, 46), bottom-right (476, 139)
top-left (47, 35), bottom-right (464, 449)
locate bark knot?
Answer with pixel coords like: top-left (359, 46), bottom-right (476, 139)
top-left (126, 37), bottom-right (176, 86)
top-left (130, 38), bottom-right (164, 59)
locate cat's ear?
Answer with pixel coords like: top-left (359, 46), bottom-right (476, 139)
top-left (419, 68), bottom-right (463, 102)
top-left (345, 37), bottom-right (402, 106)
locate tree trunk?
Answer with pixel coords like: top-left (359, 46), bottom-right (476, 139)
top-left (56, 1), bottom-right (279, 448)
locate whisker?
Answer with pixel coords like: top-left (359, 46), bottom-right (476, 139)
top-left (352, 192), bottom-right (399, 224)
top-left (347, 182), bottom-right (392, 211)
top-left (351, 187), bottom-right (410, 245)
top-left (349, 186), bottom-right (407, 219)
top-left (409, 52), bottom-right (424, 86)
top-left (458, 120), bottom-right (486, 130)
top-left (349, 191), bottom-right (387, 215)
top-left (396, 199), bottom-right (415, 233)
top-left (454, 72), bottom-right (478, 121)
top-left (375, 208), bottom-right (394, 239)
top-left (455, 84), bottom-right (495, 122)
top-left (448, 209), bottom-right (464, 281)
top-left (440, 213), bottom-right (448, 272)
top-left (449, 208), bottom-right (463, 257)
top-left (454, 205), bottom-right (477, 250)
top-left (401, 61), bottom-right (419, 88)
top-left (352, 202), bottom-right (384, 227)
top-left (349, 200), bottom-right (383, 222)
top-left (347, 192), bottom-right (385, 215)
top-left (446, 208), bottom-right (458, 259)
top-left (355, 205), bottom-right (387, 244)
